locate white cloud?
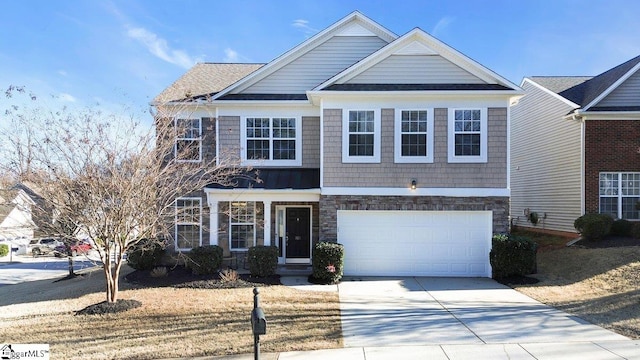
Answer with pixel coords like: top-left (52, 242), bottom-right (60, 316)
top-left (58, 93), bottom-right (77, 102)
top-left (58, 70), bottom-right (68, 77)
top-left (126, 26), bottom-right (199, 69)
top-left (432, 16), bottom-right (454, 37)
top-left (292, 19), bottom-right (318, 35)
top-left (224, 48), bottom-right (239, 62)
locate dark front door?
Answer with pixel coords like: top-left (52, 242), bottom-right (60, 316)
top-left (286, 207), bottom-right (311, 260)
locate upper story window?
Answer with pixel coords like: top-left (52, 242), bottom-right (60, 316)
top-left (175, 197), bottom-right (202, 251)
top-left (448, 108), bottom-right (487, 163)
top-left (342, 109), bottom-right (381, 163)
top-left (242, 117), bottom-right (301, 166)
top-left (175, 118), bottom-right (202, 162)
top-left (600, 172), bottom-right (640, 220)
top-left (395, 109), bottom-right (434, 163)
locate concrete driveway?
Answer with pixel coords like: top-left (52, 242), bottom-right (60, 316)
top-left (339, 277), bottom-right (629, 347)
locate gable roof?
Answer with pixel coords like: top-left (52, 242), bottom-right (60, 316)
top-left (314, 28), bottom-right (521, 92)
top-left (211, 11), bottom-right (397, 100)
top-left (153, 63), bottom-right (264, 103)
top-left (528, 55), bottom-right (640, 110)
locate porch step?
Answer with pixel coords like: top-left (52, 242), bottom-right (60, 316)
top-left (277, 265), bottom-right (312, 276)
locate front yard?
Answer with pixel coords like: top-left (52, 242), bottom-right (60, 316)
top-left (0, 268), bottom-right (342, 359)
top-left (511, 230), bottom-right (640, 339)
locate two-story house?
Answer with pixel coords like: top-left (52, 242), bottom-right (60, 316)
top-left (154, 12), bottom-right (522, 277)
top-left (511, 55), bottom-right (640, 235)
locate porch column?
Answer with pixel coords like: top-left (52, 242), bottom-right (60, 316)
top-left (208, 199), bottom-right (219, 246)
top-left (263, 200), bottom-right (272, 246)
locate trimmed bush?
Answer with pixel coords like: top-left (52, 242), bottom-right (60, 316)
top-left (0, 244), bottom-right (8, 257)
top-left (312, 242), bottom-right (345, 284)
top-left (574, 213), bottom-right (613, 241)
top-left (247, 245), bottom-right (278, 277)
top-left (187, 245), bottom-right (223, 275)
top-left (126, 238), bottom-right (166, 270)
top-left (490, 234), bottom-right (537, 279)
top-left (631, 222), bottom-right (640, 239)
top-left (611, 219), bottom-right (633, 237)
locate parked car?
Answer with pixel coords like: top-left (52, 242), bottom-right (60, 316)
top-left (28, 238), bottom-right (63, 257)
top-left (54, 240), bottom-right (93, 257)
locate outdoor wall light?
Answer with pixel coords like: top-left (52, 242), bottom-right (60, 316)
top-left (411, 179), bottom-right (417, 190)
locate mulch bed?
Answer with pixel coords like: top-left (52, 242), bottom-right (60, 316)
top-left (574, 235), bottom-right (640, 249)
top-left (125, 265), bottom-right (281, 289)
top-left (76, 299), bottom-right (142, 315)
top-left (495, 275), bottom-right (540, 286)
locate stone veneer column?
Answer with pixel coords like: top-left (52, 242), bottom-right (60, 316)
top-left (208, 199), bottom-right (219, 246)
top-left (263, 200), bottom-right (272, 246)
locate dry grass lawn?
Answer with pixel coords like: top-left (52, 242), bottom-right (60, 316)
top-left (0, 267), bottom-right (342, 359)
top-left (511, 232), bottom-right (640, 339)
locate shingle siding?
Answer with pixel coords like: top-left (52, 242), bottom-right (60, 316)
top-left (242, 36), bottom-right (389, 94)
top-left (510, 80), bottom-right (582, 233)
top-left (302, 116), bottom-right (320, 168)
top-left (322, 107), bottom-right (508, 188)
top-left (345, 55), bottom-right (486, 84)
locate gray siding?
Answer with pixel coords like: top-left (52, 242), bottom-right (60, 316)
top-left (302, 116), bottom-right (320, 168)
top-left (242, 36), bottom-right (388, 93)
top-left (322, 108), bottom-right (507, 188)
top-left (597, 70), bottom-right (640, 107)
top-left (346, 55), bottom-right (486, 84)
top-left (510, 81), bottom-right (582, 233)
top-left (218, 116), bottom-right (241, 164)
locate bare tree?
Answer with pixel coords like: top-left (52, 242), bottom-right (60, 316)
top-left (1, 87), bottom-right (252, 303)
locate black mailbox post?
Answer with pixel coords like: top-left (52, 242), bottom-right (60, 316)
top-left (251, 287), bottom-right (267, 360)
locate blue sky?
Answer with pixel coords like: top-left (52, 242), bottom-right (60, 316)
top-left (2, 0), bottom-right (639, 117)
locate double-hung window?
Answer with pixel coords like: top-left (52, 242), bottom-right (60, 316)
top-left (395, 109), bottom-right (434, 163)
top-left (448, 108), bottom-right (487, 163)
top-left (175, 198), bottom-right (202, 251)
top-left (342, 109), bottom-right (381, 163)
top-left (242, 117), bottom-right (301, 166)
top-left (175, 118), bottom-right (202, 162)
top-left (229, 201), bottom-right (256, 250)
top-left (599, 172), bottom-right (640, 220)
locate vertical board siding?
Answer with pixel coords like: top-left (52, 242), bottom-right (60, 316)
top-left (598, 70), bottom-right (640, 107)
top-left (510, 81), bottom-right (582, 233)
top-left (242, 36), bottom-right (388, 94)
top-left (346, 55), bottom-right (486, 84)
top-left (322, 107), bottom-right (507, 188)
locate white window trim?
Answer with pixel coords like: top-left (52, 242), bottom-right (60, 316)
top-left (599, 172), bottom-right (640, 220)
top-left (229, 201), bottom-right (257, 251)
top-left (342, 109), bottom-right (381, 163)
top-left (175, 197), bottom-right (202, 251)
top-left (240, 116), bottom-right (302, 167)
top-left (394, 108), bottom-right (434, 163)
top-left (447, 108), bottom-right (488, 163)
top-left (174, 118), bottom-right (202, 163)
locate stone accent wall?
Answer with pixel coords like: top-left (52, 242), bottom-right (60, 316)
top-left (322, 107), bottom-right (508, 188)
top-left (319, 195), bottom-right (509, 241)
top-left (584, 119), bottom-right (640, 213)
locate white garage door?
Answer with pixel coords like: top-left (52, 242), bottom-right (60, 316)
top-left (338, 210), bottom-right (492, 277)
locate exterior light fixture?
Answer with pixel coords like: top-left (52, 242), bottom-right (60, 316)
top-left (411, 179), bottom-right (417, 190)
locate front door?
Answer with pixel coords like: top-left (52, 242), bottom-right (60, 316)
top-left (285, 207), bottom-right (311, 263)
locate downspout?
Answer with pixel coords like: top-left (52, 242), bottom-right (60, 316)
top-left (564, 110), bottom-right (585, 215)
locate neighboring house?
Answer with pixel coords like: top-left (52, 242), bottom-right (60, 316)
top-left (155, 12), bottom-right (522, 277)
top-left (511, 55), bottom-right (640, 235)
top-left (0, 184), bottom-right (38, 253)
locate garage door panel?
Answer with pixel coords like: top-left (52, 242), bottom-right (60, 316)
top-left (338, 210), bottom-right (492, 277)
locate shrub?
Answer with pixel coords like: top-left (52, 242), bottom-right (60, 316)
top-left (247, 246), bottom-right (278, 277)
top-left (632, 222), bottom-right (640, 239)
top-left (0, 244), bottom-right (8, 257)
top-left (187, 245), bottom-right (223, 275)
top-left (126, 238), bottom-right (166, 270)
top-left (150, 266), bottom-right (168, 278)
top-left (312, 242), bottom-right (345, 284)
top-left (610, 219), bottom-right (633, 237)
top-left (490, 234), bottom-right (537, 279)
top-left (574, 213), bottom-right (613, 241)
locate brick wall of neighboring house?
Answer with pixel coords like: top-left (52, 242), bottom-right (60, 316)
top-left (318, 195), bottom-right (509, 241)
top-left (584, 120), bottom-right (640, 213)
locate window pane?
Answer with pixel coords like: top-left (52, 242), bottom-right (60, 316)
top-left (177, 225), bottom-right (199, 249)
top-left (599, 197), bottom-right (618, 219)
top-left (401, 134), bottom-right (427, 156)
top-left (273, 140), bottom-right (296, 160)
top-left (176, 140), bottom-right (200, 161)
top-left (231, 224), bottom-right (254, 249)
top-left (455, 134), bottom-right (480, 156)
top-left (622, 197), bottom-right (640, 220)
top-left (247, 140), bottom-right (269, 159)
top-left (349, 134), bottom-right (374, 156)
top-left (622, 173), bottom-right (640, 196)
top-left (599, 173), bottom-right (619, 196)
